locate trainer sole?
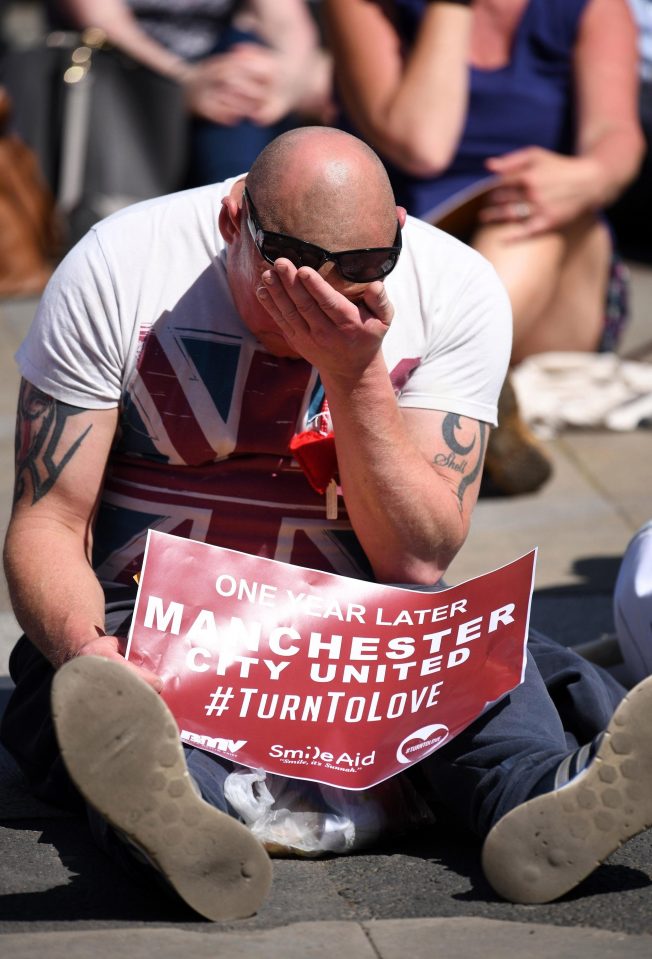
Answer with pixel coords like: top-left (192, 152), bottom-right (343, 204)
top-left (51, 655), bottom-right (272, 920)
top-left (481, 674), bottom-right (652, 904)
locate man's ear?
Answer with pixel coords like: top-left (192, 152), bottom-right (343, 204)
top-left (218, 180), bottom-right (246, 244)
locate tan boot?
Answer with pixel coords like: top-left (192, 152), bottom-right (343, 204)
top-left (483, 375), bottom-right (553, 495)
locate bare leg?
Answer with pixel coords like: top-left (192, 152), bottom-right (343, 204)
top-left (468, 225), bottom-right (561, 494)
top-left (472, 215), bottom-right (611, 365)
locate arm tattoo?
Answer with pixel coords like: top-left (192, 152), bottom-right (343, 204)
top-left (434, 413), bottom-right (488, 509)
top-left (14, 381), bottom-right (92, 506)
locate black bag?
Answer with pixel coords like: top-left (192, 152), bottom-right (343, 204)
top-left (1, 31), bottom-right (188, 248)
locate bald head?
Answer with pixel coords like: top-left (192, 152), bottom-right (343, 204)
top-left (245, 127), bottom-right (398, 250)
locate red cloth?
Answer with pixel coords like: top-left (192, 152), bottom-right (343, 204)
top-left (289, 429), bottom-right (338, 495)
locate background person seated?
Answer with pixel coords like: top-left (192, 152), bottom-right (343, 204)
top-left (324, 0), bottom-right (644, 495)
top-left (50, 0), bottom-right (334, 185)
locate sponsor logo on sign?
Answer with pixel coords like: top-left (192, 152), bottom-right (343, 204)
top-left (396, 724), bottom-right (449, 764)
top-left (269, 743), bottom-right (376, 770)
top-left (180, 730), bottom-right (247, 754)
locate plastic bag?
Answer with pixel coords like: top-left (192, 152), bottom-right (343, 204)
top-left (224, 767), bottom-right (436, 857)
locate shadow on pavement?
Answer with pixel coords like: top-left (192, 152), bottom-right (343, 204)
top-left (456, 862), bottom-right (652, 906)
top-left (0, 817), bottom-right (201, 925)
top-left (530, 554), bottom-right (624, 650)
top-left (536, 555), bottom-right (624, 596)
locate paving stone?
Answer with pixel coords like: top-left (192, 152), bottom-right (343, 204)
top-left (1, 917), bottom-right (652, 959)
top-left (0, 921), bottom-right (377, 958)
top-left (365, 917), bottom-right (652, 958)
top-left (447, 437), bottom-right (634, 591)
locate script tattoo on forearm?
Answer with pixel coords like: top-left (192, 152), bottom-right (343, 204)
top-left (14, 381), bottom-right (92, 505)
top-left (434, 413), bottom-right (488, 509)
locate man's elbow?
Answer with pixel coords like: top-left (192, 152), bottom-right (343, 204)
top-left (372, 551), bottom-right (455, 589)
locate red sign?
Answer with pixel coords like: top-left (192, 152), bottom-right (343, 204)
top-left (126, 531), bottom-right (536, 790)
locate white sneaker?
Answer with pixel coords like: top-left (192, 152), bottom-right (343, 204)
top-left (614, 520), bottom-right (652, 686)
top-left (51, 655), bottom-right (272, 920)
top-left (481, 674), bottom-right (652, 904)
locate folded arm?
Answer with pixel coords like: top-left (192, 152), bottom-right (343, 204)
top-left (324, 0), bottom-right (472, 176)
top-left (481, 0), bottom-right (645, 236)
top-left (61, 0), bottom-right (193, 80)
top-left (61, 0), bottom-right (329, 125)
top-left (244, 0), bottom-right (333, 123)
top-left (572, 0), bottom-right (644, 206)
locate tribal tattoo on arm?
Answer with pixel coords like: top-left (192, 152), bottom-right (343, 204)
top-left (434, 413), bottom-right (488, 510)
top-left (13, 381), bottom-right (92, 506)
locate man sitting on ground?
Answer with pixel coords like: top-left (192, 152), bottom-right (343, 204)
top-left (2, 127), bottom-right (652, 919)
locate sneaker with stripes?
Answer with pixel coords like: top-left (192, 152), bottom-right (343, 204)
top-left (481, 674), bottom-right (652, 904)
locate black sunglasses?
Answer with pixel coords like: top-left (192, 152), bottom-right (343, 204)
top-left (243, 187), bottom-right (402, 283)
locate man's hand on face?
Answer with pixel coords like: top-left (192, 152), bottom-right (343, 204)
top-left (255, 258), bottom-right (394, 383)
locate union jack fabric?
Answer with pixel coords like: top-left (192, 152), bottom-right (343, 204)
top-left (92, 315), bottom-right (404, 586)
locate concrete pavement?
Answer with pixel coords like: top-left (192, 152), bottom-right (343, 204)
top-left (0, 262), bottom-right (651, 956)
top-left (2, 919), bottom-right (652, 958)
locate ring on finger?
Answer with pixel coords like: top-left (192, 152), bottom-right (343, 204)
top-left (514, 202), bottom-right (531, 220)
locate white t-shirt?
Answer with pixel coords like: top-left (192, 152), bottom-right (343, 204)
top-left (17, 179), bottom-right (511, 584)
